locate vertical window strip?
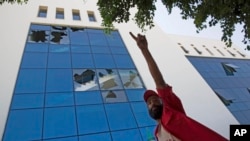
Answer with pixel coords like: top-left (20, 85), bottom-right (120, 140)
top-left (87, 11), bottom-right (96, 22)
top-left (72, 9), bottom-right (81, 21)
top-left (236, 51), bottom-right (246, 57)
top-left (38, 6), bottom-right (47, 18)
top-left (56, 8), bottom-right (64, 19)
top-left (180, 46), bottom-right (189, 54)
top-left (214, 47), bottom-right (225, 56)
top-left (193, 47), bottom-right (202, 55)
top-left (205, 48), bottom-right (214, 56)
top-left (227, 50), bottom-right (236, 57)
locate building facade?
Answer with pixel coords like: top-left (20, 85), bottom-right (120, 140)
top-left (0, 0), bottom-right (248, 140)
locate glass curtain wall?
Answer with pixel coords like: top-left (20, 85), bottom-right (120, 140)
top-left (187, 56), bottom-right (250, 124)
top-left (3, 24), bottom-right (156, 141)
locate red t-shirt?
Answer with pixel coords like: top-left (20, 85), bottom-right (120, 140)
top-left (154, 85), bottom-right (228, 141)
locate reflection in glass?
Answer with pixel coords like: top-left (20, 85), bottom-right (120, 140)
top-left (28, 30), bottom-right (49, 43)
top-left (49, 44), bottom-right (70, 53)
top-left (97, 69), bottom-right (123, 90)
top-left (73, 69), bottom-right (98, 91)
top-left (119, 69), bottom-right (143, 89)
top-left (102, 90), bottom-right (127, 103)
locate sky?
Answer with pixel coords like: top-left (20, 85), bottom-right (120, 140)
top-left (154, 1), bottom-right (250, 55)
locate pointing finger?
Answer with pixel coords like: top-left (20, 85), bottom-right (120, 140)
top-left (129, 32), bottom-right (137, 40)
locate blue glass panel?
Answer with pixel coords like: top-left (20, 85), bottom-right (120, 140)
top-left (25, 43), bottom-right (48, 52)
top-left (110, 47), bottom-right (128, 54)
top-left (43, 107), bottom-right (77, 139)
top-left (88, 33), bottom-right (108, 46)
top-left (15, 69), bottom-right (46, 93)
top-left (30, 24), bottom-right (51, 30)
top-left (93, 54), bottom-right (116, 68)
top-left (86, 29), bottom-right (105, 33)
top-left (73, 69), bottom-right (99, 91)
top-left (71, 45), bottom-right (91, 53)
top-left (45, 92), bottom-right (74, 107)
top-left (48, 53), bottom-right (71, 68)
top-left (79, 133), bottom-right (111, 141)
top-left (111, 129), bottom-right (143, 141)
top-left (70, 30), bottom-right (89, 45)
top-left (139, 126), bottom-right (156, 141)
top-left (21, 52), bottom-right (47, 68)
top-left (125, 89), bottom-right (145, 102)
top-left (91, 46), bottom-right (111, 54)
top-left (49, 44), bottom-right (70, 52)
top-left (105, 103), bottom-right (137, 130)
top-left (3, 109), bottom-right (43, 141)
top-left (44, 136), bottom-right (78, 141)
top-left (11, 94), bottom-right (44, 109)
top-left (46, 69), bottom-right (73, 92)
top-left (105, 34), bottom-right (125, 47)
top-left (114, 54), bottom-right (135, 68)
top-left (71, 53), bottom-right (94, 68)
top-left (76, 105), bottom-right (109, 134)
top-left (131, 102), bottom-right (156, 127)
top-left (75, 91), bottom-right (103, 105)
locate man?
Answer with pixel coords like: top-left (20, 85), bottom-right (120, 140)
top-left (129, 32), bottom-right (228, 141)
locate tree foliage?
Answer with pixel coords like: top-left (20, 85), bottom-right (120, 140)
top-left (97, 0), bottom-right (250, 50)
top-left (0, 0), bottom-right (27, 5)
top-left (1, 0), bottom-right (249, 50)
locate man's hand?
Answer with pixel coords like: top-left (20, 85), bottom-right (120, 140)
top-left (129, 32), bottom-right (148, 50)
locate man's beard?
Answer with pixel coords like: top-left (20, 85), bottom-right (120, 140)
top-left (149, 105), bottom-right (163, 120)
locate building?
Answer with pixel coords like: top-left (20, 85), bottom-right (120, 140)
top-left (0, 0), bottom-right (249, 140)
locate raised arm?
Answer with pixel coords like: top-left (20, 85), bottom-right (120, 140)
top-left (129, 32), bottom-right (167, 89)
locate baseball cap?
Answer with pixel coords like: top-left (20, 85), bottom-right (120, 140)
top-left (143, 90), bottom-right (159, 102)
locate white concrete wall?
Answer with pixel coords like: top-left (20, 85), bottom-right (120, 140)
top-left (0, 0), bottom-right (241, 140)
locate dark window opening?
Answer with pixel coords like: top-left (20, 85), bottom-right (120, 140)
top-left (56, 8), bottom-right (64, 19)
top-left (72, 10), bottom-right (81, 20)
top-left (38, 6), bottom-right (47, 18)
top-left (215, 91), bottom-right (234, 106)
top-left (221, 62), bottom-right (239, 76)
top-left (88, 11), bottom-right (96, 22)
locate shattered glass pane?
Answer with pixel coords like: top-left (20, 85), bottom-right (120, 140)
top-left (102, 90), bottom-right (127, 103)
top-left (119, 69), bottom-right (143, 89)
top-left (97, 69), bottom-right (123, 90)
top-left (50, 26), bottom-right (69, 44)
top-left (28, 30), bottom-right (50, 43)
top-left (73, 69), bottom-right (99, 91)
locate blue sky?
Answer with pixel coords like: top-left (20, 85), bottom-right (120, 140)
top-left (154, 1), bottom-right (249, 55)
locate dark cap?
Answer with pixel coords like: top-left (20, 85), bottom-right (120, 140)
top-left (144, 90), bottom-right (159, 102)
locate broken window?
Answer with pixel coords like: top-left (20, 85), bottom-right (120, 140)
top-left (50, 26), bottom-right (69, 44)
top-left (221, 62), bottom-right (239, 76)
top-left (28, 30), bottom-right (49, 43)
top-left (97, 69), bottom-right (123, 90)
top-left (102, 90), bottom-right (127, 103)
top-left (73, 69), bottom-right (99, 91)
top-left (119, 69), bottom-right (143, 89)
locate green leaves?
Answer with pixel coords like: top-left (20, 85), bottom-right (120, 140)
top-left (97, 0), bottom-right (156, 33)
top-left (0, 0), bottom-right (28, 5)
top-left (98, 0), bottom-right (250, 50)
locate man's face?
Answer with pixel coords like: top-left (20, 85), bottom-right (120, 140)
top-left (146, 96), bottom-right (163, 120)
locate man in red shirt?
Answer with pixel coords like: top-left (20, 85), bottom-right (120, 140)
top-left (129, 32), bottom-right (228, 141)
